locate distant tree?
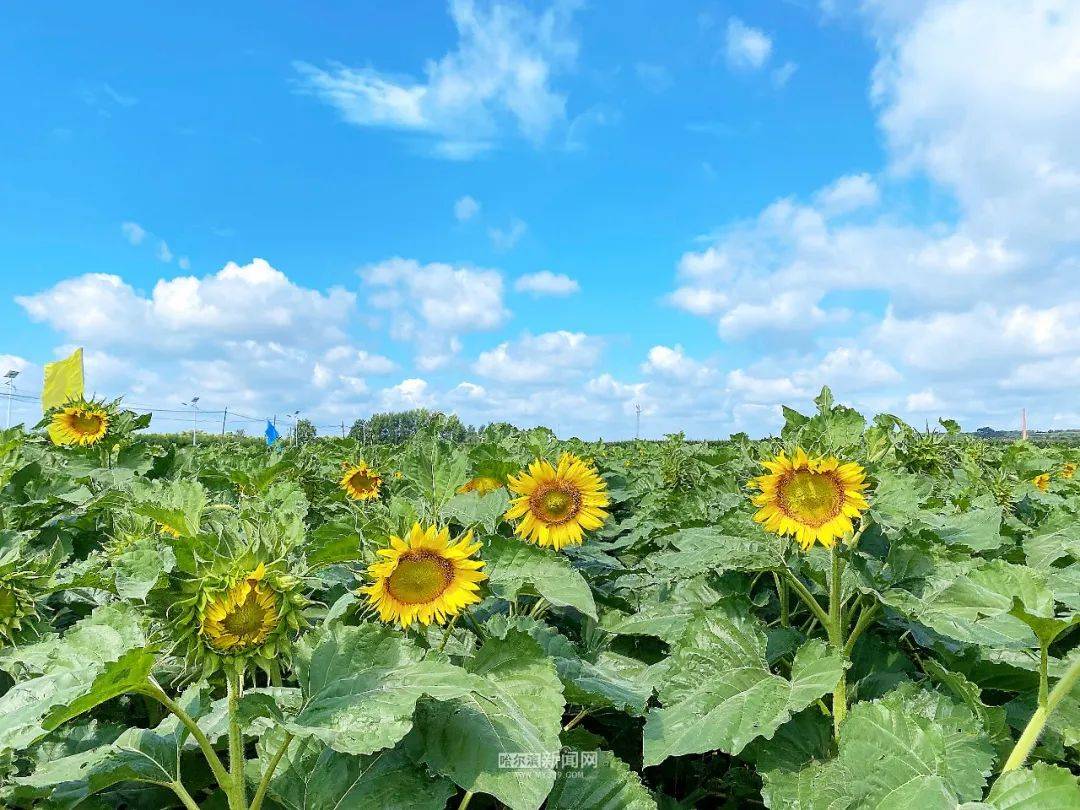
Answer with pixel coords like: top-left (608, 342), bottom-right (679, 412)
top-left (294, 418), bottom-right (317, 445)
top-left (348, 409), bottom-right (475, 445)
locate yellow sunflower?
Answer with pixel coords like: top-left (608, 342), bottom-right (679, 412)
top-left (1061, 463), bottom-right (1076, 480)
top-left (48, 401), bottom-right (109, 447)
top-left (361, 524), bottom-right (486, 627)
top-left (504, 453), bottom-right (609, 550)
top-left (458, 475), bottom-right (504, 495)
top-left (750, 448), bottom-right (869, 550)
top-left (340, 461), bottom-right (382, 501)
top-left (1032, 473), bottom-right (1051, 492)
top-left (201, 564), bottom-right (279, 652)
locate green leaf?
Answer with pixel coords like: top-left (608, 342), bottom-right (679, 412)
top-left (1008, 597), bottom-right (1080, 648)
top-left (760, 684), bottom-right (995, 809)
top-left (871, 470), bottom-right (933, 531)
top-left (545, 748), bottom-right (657, 810)
top-left (492, 616), bottom-right (652, 715)
top-left (642, 604), bottom-right (843, 766)
top-left (42, 648), bottom-right (158, 731)
top-left (485, 534), bottom-right (597, 619)
top-left (642, 527), bottom-right (781, 580)
top-left (303, 521), bottom-right (363, 568)
top-left (601, 576), bottom-right (727, 642)
top-left (16, 682), bottom-right (212, 806)
top-left (254, 728), bottom-right (456, 810)
top-left (925, 505), bottom-right (1006, 552)
top-left (286, 624), bottom-right (480, 756)
top-left (113, 542), bottom-right (176, 601)
top-left (442, 488), bottom-right (511, 534)
top-left (974, 763), bottom-right (1080, 809)
top-left (409, 629), bottom-right (565, 810)
top-left (131, 479), bottom-right (207, 537)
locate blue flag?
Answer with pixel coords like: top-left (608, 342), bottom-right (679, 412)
top-left (265, 420), bottom-right (280, 445)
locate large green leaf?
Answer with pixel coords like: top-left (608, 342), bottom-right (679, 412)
top-left (642, 604), bottom-right (843, 766)
top-left (485, 534), bottom-right (597, 619)
top-left (924, 504), bottom-right (1005, 552)
top-left (113, 542), bottom-right (176, 601)
top-left (442, 488), bottom-right (511, 534)
top-left (409, 629), bottom-right (565, 810)
top-left (14, 682), bottom-right (212, 807)
top-left (642, 527), bottom-right (781, 580)
top-left (130, 478), bottom-right (207, 537)
top-left (253, 727), bottom-right (455, 810)
top-left (0, 605), bottom-right (153, 753)
top-left (286, 624), bottom-right (480, 756)
top-left (760, 684), bottom-right (995, 809)
top-left (968, 763), bottom-right (1080, 809)
top-left (545, 738), bottom-right (656, 810)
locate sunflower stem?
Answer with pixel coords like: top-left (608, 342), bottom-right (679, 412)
top-left (563, 708), bottom-right (590, 731)
top-left (249, 731), bottom-right (293, 810)
top-left (1001, 651), bottom-right (1080, 772)
top-left (772, 571), bottom-right (789, 627)
top-left (843, 600), bottom-right (880, 657)
top-left (458, 790), bottom-right (475, 810)
top-left (226, 665), bottom-right (247, 810)
top-left (828, 544), bottom-right (847, 741)
top-left (780, 566), bottom-right (830, 629)
top-left (142, 678), bottom-right (232, 794)
top-left (437, 614), bottom-right (460, 653)
top-left (170, 780), bottom-right (202, 810)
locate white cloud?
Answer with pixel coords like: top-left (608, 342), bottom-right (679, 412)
top-left (772, 60), bottom-right (798, 87)
top-left (905, 388), bottom-right (942, 412)
top-left (473, 330), bottom-right (602, 383)
top-left (514, 270), bottom-right (579, 296)
top-left (813, 173), bottom-right (880, 215)
top-left (725, 18), bottom-right (772, 71)
top-left (641, 345), bottom-right (713, 384)
top-left (635, 62), bottom-right (672, 93)
top-left (294, 0), bottom-right (581, 157)
top-left (121, 222), bottom-right (147, 245)
top-left (454, 195), bottom-right (481, 222)
top-left (380, 378), bottom-right (432, 409)
top-left (157, 241), bottom-right (173, 263)
top-left (488, 218), bottom-right (527, 250)
top-left (178, 256), bottom-right (191, 270)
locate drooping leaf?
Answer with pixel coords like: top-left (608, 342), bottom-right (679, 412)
top-left (642, 603), bottom-right (843, 766)
top-left (286, 624), bottom-right (480, 756)
top-left (409, 629), bottom-right (565, 810)
top-left (442, 488), bottom-right (511, 534)
top-left (485, 534), bottom-right (597, 619)
top-left (970, 762), bottom-right (1080, 809)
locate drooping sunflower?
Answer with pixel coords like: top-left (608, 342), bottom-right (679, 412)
top-left (200, 564), bottom-right (279, 653)
top-left (504, 453), bottom-right (609, 550)
top-left (340, 461), bottom-right (382, 501)
top-left (750, 448), bottom-right (869, 550)
top-left (458, 475), bottom-right (504, 495)
top-left (1032, 473), bottom-right (1051, 492)
top-left (1061, 463), bottom-right (1076, 480)
top-left (361, 524), bottom-right (486, 627)
top-left (0, 576), bottom-right (41, 645)
top-left (47, 399), bottom-right (110, 447)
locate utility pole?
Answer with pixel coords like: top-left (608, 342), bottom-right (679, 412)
top-left (221, 407), bottom-right (228, 436)
top-left (289, 410), bottom-right (300, 445)
top-left (1021, 408), bottom-right (1028, 441)
top-left (341, 421), bottom-right (345, 438)
top-left (3, 370), bottom-right (18, 430)
top-left (635, 402), bottom-right (641, 440)
top-left (182, 397), bottom-right (200, 446)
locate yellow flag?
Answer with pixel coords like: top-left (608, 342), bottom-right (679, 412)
top-left (42, 348), bottom-right (84, 411)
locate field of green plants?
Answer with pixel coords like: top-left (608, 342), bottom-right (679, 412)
top-left (0, 388), bottom-right (1078, 809)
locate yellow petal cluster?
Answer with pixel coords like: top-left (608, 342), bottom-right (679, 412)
top-left (504, 453), bottom-right (609, 550)
top-left (750, 448), bottom-right (868, 550)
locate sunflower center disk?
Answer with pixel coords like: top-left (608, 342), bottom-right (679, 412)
top-left (779, 470), bottom-right (843, 527)
top-left (221, 594), bottom-right (269, 639)
top-left (350, 472), bottom-right (376, 491)
top-left (387, 552), bottom-right (452, 604)
top-left (70, 413), bottom-right (104, 435)
top-left (535, 486), bottom-right (580, 523)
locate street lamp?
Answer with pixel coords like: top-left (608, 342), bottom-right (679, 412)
top-left (3, 370), bottom-right (19, 430)
top-left (182, 396), bottom-right (200, 446)
top-left (289, 409), bottom-right (300, 444)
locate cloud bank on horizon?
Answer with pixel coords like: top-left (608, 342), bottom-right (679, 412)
top-left (3, 0), bottom-right (1078, 439)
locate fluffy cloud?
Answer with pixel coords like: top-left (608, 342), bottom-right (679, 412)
top-left (473, 330), bottom-right (602, 383)
top-left (454, 195), bottom-right (480, 222)
top-left (121, 221), bottom-right (146, 245)
top-left (380, 378), bottom-right (432, 409)
top-left (294, 0), bottom-right (581, 157)
top-left (514, 270), bottom-right (579, 296)
top-left (488, 218), bottom-right (527, 250)
top-left (725, 18), bottom-right (772, 70)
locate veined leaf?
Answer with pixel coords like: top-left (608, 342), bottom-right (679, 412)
top-left (485, 534), bottom-right (597, 619)
top-left (286, 624), bottom-right (480, 756)
top-left (409, 629), bottom-right (565, 810)
top-left (442, 488), bottom-right (511, 534)
top-left (642, 604), bottom-right (843, 766)
top-left (968, 763), bottom-right (1080, 809)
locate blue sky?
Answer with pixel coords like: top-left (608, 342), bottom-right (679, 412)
top-left (2, 1), bottom-right (1078, 438)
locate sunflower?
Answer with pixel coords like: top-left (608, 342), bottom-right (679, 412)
top-left (750, 448), bottom-right (869, 550)
top-left (458, 475), bottom-right (504, 495)
top-left (200, 564), bottom-right (279, 652)
top-left (1061, 463), bottom-right (1076, 480)
top-left (1032, 473), bottom-right (1051, 492)
top-left (48, 400), bottom-right (110, 446)
top-left (0, 577), bottom-right (39, 645)
top-left (504, 453), bottom-right (609, 550)
top-left (340, 461), bottom-right (382, 501)
top-left (361, 524), bottom-right (486, 627)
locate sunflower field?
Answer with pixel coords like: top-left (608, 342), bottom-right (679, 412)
top-left (0, 387), bottom-right (1078, 809)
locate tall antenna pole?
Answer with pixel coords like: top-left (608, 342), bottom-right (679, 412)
top-left (183, 397), bottom-right (200, 446)
top-left (3, 370), bottom-right (18, 430)
top-left (635, 402), bottom-right (641, 440)
top-left (1021, 408), bottom-right (1028, 441)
